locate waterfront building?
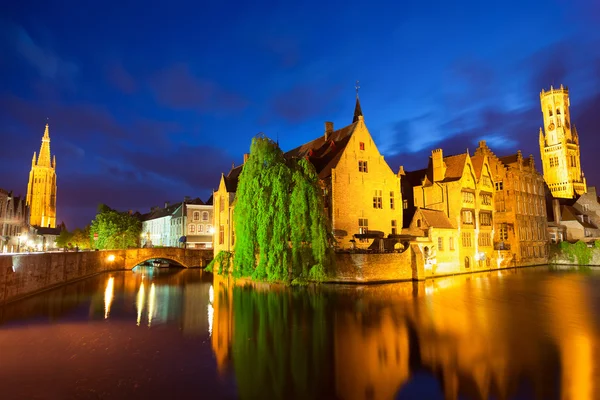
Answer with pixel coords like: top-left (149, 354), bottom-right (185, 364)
top-left (26, 123), bottom-right (57, 228)
top-left (474, 141), bottom-right (548, 265)
top-left (213, 96), bottom-right (403, 255)
top-left (546, 195), bottom-right (600, 242)
top-left (404, 148), bottom-right (495, 273)
top-left (141, 202), bottom-right (181, 247)
top-left (0, 189), bottom-right (29, 253)
top-left (538, 85), bottom-right (586, 198)
top-left (170, 197), bottom-right (209, 248)
top-left (185, 197), bottom-right (214, 249)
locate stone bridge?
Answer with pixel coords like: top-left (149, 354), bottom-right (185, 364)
top-left (115, 248), bottom-right (213, 269)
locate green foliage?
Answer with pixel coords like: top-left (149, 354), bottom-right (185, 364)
top-left (90, 204), bottom-right (142, 249)
top-left (232, 135), bottom-right (332, 282)
top-left (55, 225), bottom-right (92, 249)
top-left (230, 286), bottom-right (332, 399)
top-left (558, 240), bottom-right (596, 266)
top-left (206, 250), bottom-right (233, 274)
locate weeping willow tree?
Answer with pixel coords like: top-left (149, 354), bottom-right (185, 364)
top-left (233, 134), bottom-right (331, 282)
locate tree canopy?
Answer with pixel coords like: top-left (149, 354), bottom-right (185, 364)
top-left (232, 134), bottom-right (332, 282)
top-left (90, 204), bottom-right (142, 249)
top-left (56, 225), bottom-right (92, 249)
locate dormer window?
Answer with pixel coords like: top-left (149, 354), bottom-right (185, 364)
top-left (359, 142), bottom-right (365, 150)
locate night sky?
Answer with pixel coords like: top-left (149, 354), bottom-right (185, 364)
top-left (1, 0), bottom-right (599, 229)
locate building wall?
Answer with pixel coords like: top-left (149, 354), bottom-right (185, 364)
top-left (574, 187), bottom-right (600, 228)
top-left (475, 142), bottom-right (548, 266)
top-left (186, 204), bottom-right (214, 248)
top-left (142, 215), bottom-right (172, 247)
top-left (539, 86), bottom-right (586, 198)
top-left (330, 247), bottom-right (422, 283)
top-left (213, 177), bottom-right (234, 255)
top-left (331, 117), bottom-right (402, 249)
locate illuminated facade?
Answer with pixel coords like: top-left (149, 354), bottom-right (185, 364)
top-left (213, 97), bottom-right (404, 256)
top-left (406, 148), bottom-right (495, 272)
top-left (539, 85), bottom-right (586, 198)
top-left (474, 141), bottom-right (548, 265)
top-left (26, 123), bottom-right (57, 228)
top-left (0, 189), bottom-right (29, 253)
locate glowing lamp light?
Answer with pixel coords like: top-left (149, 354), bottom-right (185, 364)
top-left (107, 254), bottom-right (116, 262)
top-left (208, 227), bottom-right (215, 235)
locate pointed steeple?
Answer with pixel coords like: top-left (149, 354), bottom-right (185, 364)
top-left (37, 123), bottom-right (52, 168)
top-left (32, 151), bottom-right (37, 167)
top-left (353, 80), bottom-right (363, 123)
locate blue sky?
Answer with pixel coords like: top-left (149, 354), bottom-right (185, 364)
top-left (1, 0), bottom-right (599, 228)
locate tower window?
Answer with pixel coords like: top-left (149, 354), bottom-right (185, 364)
top-left (556, 108), bottom-right (561, 115)
top-left (548, 109), bottom-right (553, 117)
top-left (359, 142), bottom-right (365, 150)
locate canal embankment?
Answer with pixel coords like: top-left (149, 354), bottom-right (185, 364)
top-left (0, 251), bottom-right (118, 305)
top-left (549, 241), bottom-right (600, 266)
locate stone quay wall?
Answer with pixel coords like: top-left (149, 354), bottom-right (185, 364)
top-left (0, 251), bottom-right (117, 305)
top-left (329, 245), bottom-right (425, 283)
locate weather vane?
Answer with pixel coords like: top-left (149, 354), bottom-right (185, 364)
top-left (355, 80), bottom-right (360, 97)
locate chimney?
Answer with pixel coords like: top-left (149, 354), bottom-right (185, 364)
top-left (431, 149), bottom-right (445, 182)
top-left (164, 201), bottom-right (170, 208)
top-left (243, 153), bottom-right (249, 164)
top-left (553, 198), bottom-right (561, 224)
top-left (324, 121), bottom-right (334, 141)
top-left (398, 165), bottom-right (405, 176)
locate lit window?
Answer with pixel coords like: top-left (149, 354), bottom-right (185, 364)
top-left (403, 199), bottom-right (408, 209)
top-left (499, 223), bottom-right (508, 241)
top-left (358, 160), bottom-right (368, 173)
top-left (461, 210), bottom-right (474, 225)
top-left (437, 237), bottom-right (443, 251)
top-left (358, 219), bottom-right (369, 242)
top-left (480, 193), bottom-right (492, 206)
top-left (391, 220), bottom-right (397, 235)
top-left (189, 225), bottom-right (196, 234)
top-left (359, 142), bottom-right (365, 150)
top-left (449, 237), bottom-right (455, 251)
top-left (198, 224), bottom-right (204, 233)
top-left (461, 191), bottom-right (474, 203)
top-left (373, 190), bottom-right (382, 209)
top-left (479, 212), bottom-right (492, 226)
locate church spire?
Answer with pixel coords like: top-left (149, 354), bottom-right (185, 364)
top-left (353, 80), bottom-right (363, 123)
top-left (37, 123), bottom-right (52, 168)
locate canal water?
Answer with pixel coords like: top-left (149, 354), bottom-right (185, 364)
top-left (1, 266), bottom-right (599, 400)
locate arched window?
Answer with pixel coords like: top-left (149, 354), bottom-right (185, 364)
top-left (189, 224), bottom-right (196, 234)
top-left (193, 211), bottom-right (200, 221)
top-left (202, 211), bottom-right (209, 221)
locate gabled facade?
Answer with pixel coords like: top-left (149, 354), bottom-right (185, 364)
top-left (26, 123), bottom-right (57, 228)
top-left (141, 202), bottom-right (180, 247)
top-left (538, 85), bottom-right (586, 198)
top-left (405, 207), bottom-right (458, 275)
top-left (474, 141), bottom-right (548, 265)
top-left (406, 148), bottom-right (495, 272)
top-left (213, 97), bottom-right (403, 255)
top-left (170, 197), bottom-right (207, 248)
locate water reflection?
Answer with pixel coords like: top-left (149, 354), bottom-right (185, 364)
top-left (212, 268), bottom-right (600, 400)
top-left (1, 266), bottom-right (600, 399)
top-left (104, 276), bottom-right (114, 319)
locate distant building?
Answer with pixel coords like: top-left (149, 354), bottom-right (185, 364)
top-left (185, 196), bottom-right (214, 249)
top-left (26, 123), bottom-right (57, 228)
top-left (141, 202), bottom-right (181, 247)
top-left (0, 189), bottom-right (29, 253)
top-left (538, 85), bottom-right (586, 198)
top-left (170, 197), bottom-right (210, 248)
top-left (546, 188), bottom-right (600, 243)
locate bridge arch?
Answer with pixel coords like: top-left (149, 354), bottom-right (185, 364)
top-left (121, 248), bottom-right (212, 270)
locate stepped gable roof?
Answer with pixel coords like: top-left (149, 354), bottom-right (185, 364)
top-left (285, 122), bottom-right (357, 179)
top-left (419, 208), bottom-right (455, 229)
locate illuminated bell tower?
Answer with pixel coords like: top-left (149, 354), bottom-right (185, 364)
top-left (539, 85), bottom-right (586, 198)
top-left (26, 123), bottom-right (57, 228)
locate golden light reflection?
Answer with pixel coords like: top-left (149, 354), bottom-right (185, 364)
top-left (136, 282), bottom-right (145, 327)
top-left (208, 304), bottom-right (214, 337)
top-left (148, 283), bottom-right (156, 327)
top-left (103, 277), bottom-right (114, 319)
